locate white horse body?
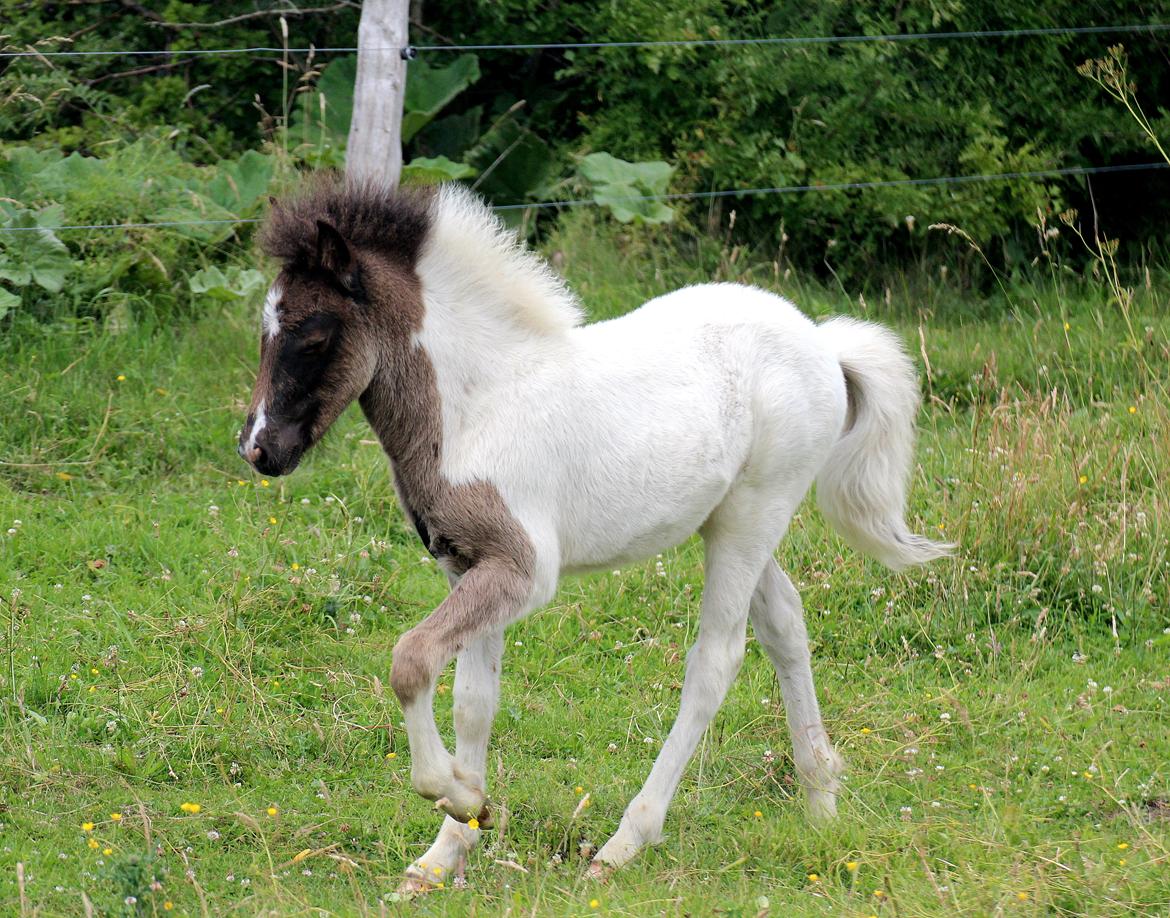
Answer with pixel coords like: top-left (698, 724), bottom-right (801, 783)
top-left (420, 274), bottom-right (847, 581)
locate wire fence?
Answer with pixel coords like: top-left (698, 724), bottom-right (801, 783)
top-left (1, 20), bottom-right (1167, 234)
top-left (0, 163), bottom-right (1165, 234)
top-left (1, 21), bottom-right (1167, 58)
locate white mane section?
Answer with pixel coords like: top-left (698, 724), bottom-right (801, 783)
top-left (423, 184), bottom-right (583, 334)
top-left (262, 282), bottom-right (282, 339)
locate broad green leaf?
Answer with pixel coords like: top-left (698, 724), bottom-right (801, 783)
top-left (0, 286), bottom-right (19, 320)
top-left (401, 156), bottom-right (477, 185)
top-left (0, 209), bottom-right (72, 292)
top-left (593, 184), bottom-right (674, 224)
top-left (148, 195), bottom-right (239, 244)
top-left (34, 152), bottom-right (107, 198)
top-left (0, 146), bottom-right (64, 200)
top-left (402, 55), bottom-right (481, 143)
top-left (416, 107), bottom-right (483, 160)
top-left (188, 265), bottom-right (266, 301)
top-left (580, 153), bottom-right (674, 195)
top-left (467, 120), bottom-right (555, 203)
top-left (206, 151), bottom-right (274, 214)
top-left (579, 153), bottom-right (675, 224)
top-left (291, 53), bottom-right (479, 151)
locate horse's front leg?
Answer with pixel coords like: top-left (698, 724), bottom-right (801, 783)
top-left (390, 560), bottom-right (531, 824)
top-left (399, 627), bottom-right (504, 893)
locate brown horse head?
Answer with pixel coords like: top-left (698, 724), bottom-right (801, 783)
top-left (238, 178), bottom-right (431, 476)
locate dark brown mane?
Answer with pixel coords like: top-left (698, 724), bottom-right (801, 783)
top-left (259, 173), bottom-right (435, 267)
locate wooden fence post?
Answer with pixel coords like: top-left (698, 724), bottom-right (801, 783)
top-left (346, 0), bottom-right (410, 185)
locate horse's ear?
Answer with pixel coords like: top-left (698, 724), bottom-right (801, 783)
top-left (315, 219), bottom-right (358, 291)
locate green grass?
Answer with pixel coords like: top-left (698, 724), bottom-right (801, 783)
top-left (1, 220), bottom-right (1168, 916)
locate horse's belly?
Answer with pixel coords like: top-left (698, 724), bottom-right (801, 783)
top-left (557, 446), bottom-right (738, 573)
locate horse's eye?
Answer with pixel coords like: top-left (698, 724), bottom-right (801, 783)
top-left (298, 329), bottom-right (333, 354)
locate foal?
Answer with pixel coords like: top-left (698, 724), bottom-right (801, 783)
top-left (238, 177), bottom-right (951, 889)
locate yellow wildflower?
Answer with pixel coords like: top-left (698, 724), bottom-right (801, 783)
top-left (87, 838), bottom-right (99, 849)
top-left (808, 873), bottom-right (820, 883)
top-left (268, 516), bottom-right (277, 525)
top-left (260, 479), bottom-right (270, 487)
top-left (385, 752), bottom-right (397, 759)
top-left (468, 818), bottom-right (479, 830)
top-left (164, 903), bottom-right (174, 911)
top-left (753, 810), bottom-right (763, 818)
top-left (1128, 406), bottom-right (1137, 414)
top-left (846, 861), bottom-right (859, 871)
top-left (102, 847), bottom-right (113, 856)
top-left (267, 806), bottom-right (278, 817)
top-left (110, 813), bottom-right (122, 822)
top-left (860, 727), bottom-right (872, 735)
top-left (590, 900), bottom-right (600, 909)
top-left (1017, 892), bottom-right (1029, 901)
top-left (116, 375), bottom-right (126, 382)
top-left (90, 668), bottom-right (99, 675)
top-left (56, 471), bottom-right (73, 481)
top-left (180, 802), bottom-right (201, 814)
top-left (1117, 842), bottom-right (1129, 850)
top-left (1079, 474), bottom-right (1088, 484)
top-left (575, 785), bottom-right (584, 794)
top-left (291, 563), bottom-right (300, 571)
top-left (82, 822), bottom-right (95, 832)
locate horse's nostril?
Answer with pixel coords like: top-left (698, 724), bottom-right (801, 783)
top-left (245, 444), bottom-right (264, 465)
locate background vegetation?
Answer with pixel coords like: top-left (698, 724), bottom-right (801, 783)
top-left (1, 1), bottom-right (1169, 915)
top-left (2, 0), bottom-right (1170, 322)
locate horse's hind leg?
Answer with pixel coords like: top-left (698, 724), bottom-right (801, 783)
top-left (591, 489), bottom-right (797, 873)
top-left (749, 560), bottom-right (844, 820)
top-left (398, 627), bottom-right (504, 893)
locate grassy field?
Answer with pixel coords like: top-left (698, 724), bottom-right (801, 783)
top-left (1, 218), bottom-right (1168, 916)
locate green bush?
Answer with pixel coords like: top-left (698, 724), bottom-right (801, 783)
top-left (0, 137), bottom-right (275, 322)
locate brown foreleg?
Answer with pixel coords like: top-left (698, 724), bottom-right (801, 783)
top-left (390, 558), bottom-right (532, 823)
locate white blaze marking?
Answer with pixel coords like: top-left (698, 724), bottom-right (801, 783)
top-left (263, 283), bottom-right (282, 339)
top-left (245, 399), bottom-right (267, 453)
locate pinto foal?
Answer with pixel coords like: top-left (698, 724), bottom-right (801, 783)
top-left (238, 178), bottom-right (952, 889)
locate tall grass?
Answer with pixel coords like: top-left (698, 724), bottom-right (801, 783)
top-left (0, 217), bottom-right (1167, 916)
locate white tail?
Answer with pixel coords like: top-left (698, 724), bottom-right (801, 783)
top-left (816, 317), bottom-right (954, 570)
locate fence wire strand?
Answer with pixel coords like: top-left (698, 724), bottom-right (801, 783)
top-left (1, 162), bottom-right (1165, 233)
top-left (1, 21), bottom-right (1167, 59)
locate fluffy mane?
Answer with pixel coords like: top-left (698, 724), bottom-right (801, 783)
top-left (260, 175), bottom-right (583, 336)
top-left (259, 173), bottom-right (435, 268)
top-left (424, 184), bottom-right (584, 334)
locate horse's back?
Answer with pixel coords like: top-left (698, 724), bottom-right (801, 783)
top-left (537, 284), bottom-right (847, 571)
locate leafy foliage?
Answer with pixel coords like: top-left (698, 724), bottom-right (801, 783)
top-left (1, 0), bottom-right (1168, 322)
top-left (579, 153), bottom-right (675, 224)
top-left (0, 139), bottom-right (277, 321)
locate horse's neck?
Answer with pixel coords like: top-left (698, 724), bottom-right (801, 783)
top-left (359, 296), bottom-right (567, 520)
top-left (359, 344), bottom-right (445, 520)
